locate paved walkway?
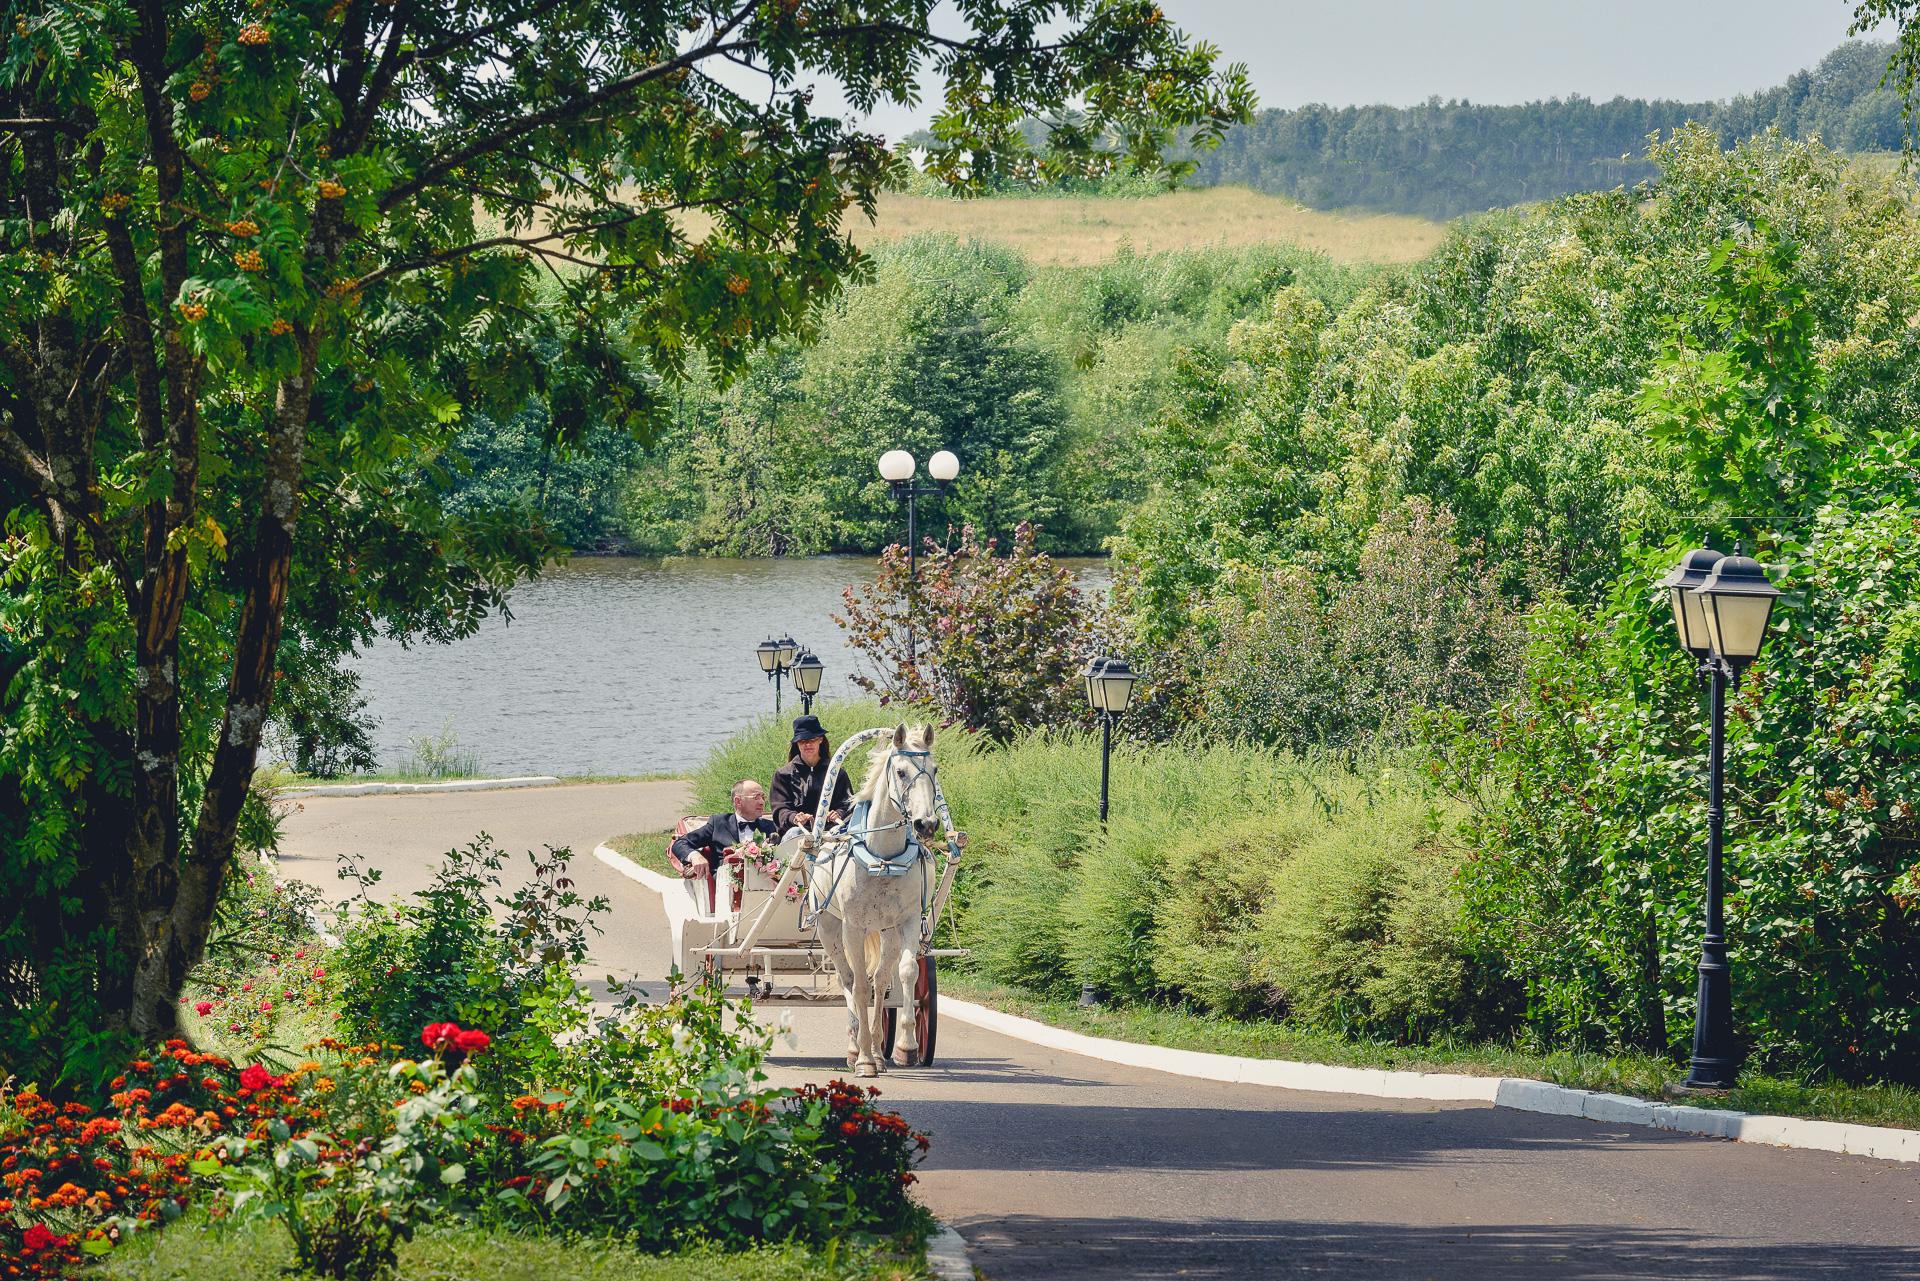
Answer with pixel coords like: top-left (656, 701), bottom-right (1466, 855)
top-left (282, 782), bottom-right (1920, 1280)
top-left (280, 778), bottom-right (694, 984)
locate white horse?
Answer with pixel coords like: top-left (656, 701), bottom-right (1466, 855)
top-left (805, 724), bottom-right (940, 1077)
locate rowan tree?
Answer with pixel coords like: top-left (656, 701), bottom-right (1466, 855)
top-left (0, 0), bottom-right (1251, 1084)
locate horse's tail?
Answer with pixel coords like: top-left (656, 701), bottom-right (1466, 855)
top-left (863, 931), bottom-right (882, 980)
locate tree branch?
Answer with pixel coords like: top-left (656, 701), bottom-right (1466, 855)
top-left (378, 0), bottom-right (761, 212)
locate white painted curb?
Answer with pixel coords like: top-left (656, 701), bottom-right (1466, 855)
top-left (594, 842), bottom-right (685, 897)
top-left (925, 1222), bottom-right (973, 1281)
top-left (938, 998), bottom-right (1920, 1164)
top-left (941, 996), bottom-right (1500, 1102)
top-left (284, 775), bottom-right (560, 797)
top-left (598, 839), bottom-right (1920, 1167)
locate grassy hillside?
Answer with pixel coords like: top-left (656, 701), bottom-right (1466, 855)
top-left (845, 186), bottom-right (1446, 265)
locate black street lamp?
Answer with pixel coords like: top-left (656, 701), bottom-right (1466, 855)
top-left (790, 648), bottom-right (824, 714)
top-left (755, 635), bottom-right (805, 713)
top-left (877, 448), bottom-right (960, 663)
top-left (1082, 655), bottom-right (1139, 824)
top-left (1660, 545), bottom-right (1782, 1090)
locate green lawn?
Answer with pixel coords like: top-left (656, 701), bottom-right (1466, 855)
top-left (947, 978), bottom-right (1920, 1132)
top-left (610, 831), bottom-right (685, 877)
top-left (103, 1219), bottom-right (929, 1281)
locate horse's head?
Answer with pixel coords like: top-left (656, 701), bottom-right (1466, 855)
top-left (872, 722), bottom-right (939, 842)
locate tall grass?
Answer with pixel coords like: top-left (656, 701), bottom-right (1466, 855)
top-left (695, 709), bottom-right (1495, 1038)
top-left (854, 186), bottom-right (1449, 266)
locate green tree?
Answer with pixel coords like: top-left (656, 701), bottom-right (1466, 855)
top-left (0, 0), bottom-right (1251, 1083)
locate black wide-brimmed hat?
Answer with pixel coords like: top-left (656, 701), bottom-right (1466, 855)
top-left (790, 714), bottom-right (827, 744)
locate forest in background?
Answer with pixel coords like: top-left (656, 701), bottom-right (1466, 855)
top-left (1182, 40), bottom-right (1906, 217)
top-left (793, 128), bottom-right (1920, 1082)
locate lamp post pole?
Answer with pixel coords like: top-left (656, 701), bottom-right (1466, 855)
top-left (1098, 710), bottom-right (1113, 823)
top-left (1080, 655), bottom-right (1140, 1006)
top-left (1661, 545), bottom-right (1781, 1091)
top-left (1689, 653), bottom-right (1738, 1089)
top-left (877, 449), bottom-right (961, 666)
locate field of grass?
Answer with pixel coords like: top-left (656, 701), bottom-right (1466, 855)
top-left (849, 185), bottom-right (1448, 265)
top-left (103, 1219), bottom-right (928, 1281)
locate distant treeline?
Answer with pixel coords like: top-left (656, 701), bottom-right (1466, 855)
top-left (1180, 41), bottom-right (1906, 218)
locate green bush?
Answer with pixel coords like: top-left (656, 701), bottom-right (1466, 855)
top-left (330, 838), bottom-right (607, 1090)
top-left (1191, 500), bottom-right (1525, 752)
top-left (1250, 788), bottom-right (1500, 1041)
top-left (1452, 497), bottom-right (1920, 1080)
top-left (1059, 814), bottom-right (1171, 1003)
top-left (1151, 811), bottom-right (1312, 1019)
top-left (961, 832), bottom-right (1078, 1000)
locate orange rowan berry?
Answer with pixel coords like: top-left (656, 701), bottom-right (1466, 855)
top-left (237, 22), bottom-right (269, 44)
top-left (316, 180), bottom-right (346, 199)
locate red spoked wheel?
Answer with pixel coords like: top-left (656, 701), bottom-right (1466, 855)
top-left (880, 954), bottom-right (938, 1067)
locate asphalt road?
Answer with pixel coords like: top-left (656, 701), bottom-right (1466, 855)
top-left (282, 782), bottom-right (1920, 1280)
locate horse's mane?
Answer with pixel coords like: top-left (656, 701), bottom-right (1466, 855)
top-left (851, 727), bottom-right (930, 804)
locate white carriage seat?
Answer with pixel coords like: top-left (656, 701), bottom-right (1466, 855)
top-left (727, 827), bottom-right (812, 947)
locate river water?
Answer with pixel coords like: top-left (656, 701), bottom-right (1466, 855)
top-left (349, 555), bottom-right (1108, 777)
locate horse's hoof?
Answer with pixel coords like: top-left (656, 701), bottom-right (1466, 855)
top-left (891, 1048), bottom-right (916, 1067)
top-left (846, 1051), bottom-right (858, 1068)
top-left (855, 1062), bottom-right (878, 1079)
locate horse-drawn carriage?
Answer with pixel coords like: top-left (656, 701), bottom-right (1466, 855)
top-left (662, 725), bottom-right (965, 1073)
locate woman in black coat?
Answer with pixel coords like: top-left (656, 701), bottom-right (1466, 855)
top-left (770, 714), bottom-right (853, 836)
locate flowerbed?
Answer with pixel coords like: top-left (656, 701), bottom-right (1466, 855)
top-left (4, 841), bottom-right (934, 1278)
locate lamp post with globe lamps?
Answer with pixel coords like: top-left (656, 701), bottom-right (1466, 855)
top-left (1659, 545), bottom-right (1782, 1090)
top-left (877, 448), bottom-right (961, 662)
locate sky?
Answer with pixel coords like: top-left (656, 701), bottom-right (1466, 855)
top-left (781, 1), bottom-right (1891, 141)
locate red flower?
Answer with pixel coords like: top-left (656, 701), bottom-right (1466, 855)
top-left (420, 1022), bottom-right (460, 1051)
top-left (452, 1028), bottom-right (490, 1054)
top-left (21, 1223), bottom-right (68, 1252)
top-left (237, 1065), bottom-right (280, 1092)
top-left (193, 1001), bottom-right (213, 1016)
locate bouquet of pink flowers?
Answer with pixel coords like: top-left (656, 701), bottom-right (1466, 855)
top-left (727, 840), bottom-right (803, 900)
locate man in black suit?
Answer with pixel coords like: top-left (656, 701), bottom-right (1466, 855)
top-left (670, 779), bottom-right (779, 877)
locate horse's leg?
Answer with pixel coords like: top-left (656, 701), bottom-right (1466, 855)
top-left (819, 915), bottom-right (861, 1068)
top-left (845, 916), bottom-right (880, 1078)
top-left (891, 933), bottom-right (921, 1066)
top-left (870, 924), bottom-right (906, 1072)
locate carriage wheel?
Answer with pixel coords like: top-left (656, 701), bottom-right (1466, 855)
top-left (880, 955), bottom-right (938, 1067)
